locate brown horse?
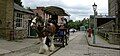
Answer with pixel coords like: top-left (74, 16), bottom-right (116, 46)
top-left (31, 16), bottom-right (56, 54)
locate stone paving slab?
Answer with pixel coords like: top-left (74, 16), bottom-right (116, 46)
top-left (0, 48), bottom-right (11, 54)
top-left (85, 32), bottom-right (120, 50)
top-left (26, 53), bottom-right (47, 56)
top-left (0, 38), bottom-right (40, 55)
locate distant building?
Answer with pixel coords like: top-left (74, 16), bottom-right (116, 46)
top-left (32, 6), bottom-right (69, 25)
top-left (90, 14), bottom-right (120, 45)
top-left (89, 15), bottom-right (115, 28)
top-left (32, 7), bottom-right (45, 19)
top-left (0, 0), bottom-right (34, 40)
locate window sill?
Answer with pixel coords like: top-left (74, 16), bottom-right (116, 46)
top-left (15, 27), bottom-right (26, 30)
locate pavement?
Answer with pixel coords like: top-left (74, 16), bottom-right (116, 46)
top-left (0, 38), bottom-right (40, 55)
top-left (85, 31), bottom-right (120, 50)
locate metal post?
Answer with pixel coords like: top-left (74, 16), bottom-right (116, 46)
top-left (92, 3), bottom-right (97, 44)
top-left (93, 10), bottom-right (96, 44)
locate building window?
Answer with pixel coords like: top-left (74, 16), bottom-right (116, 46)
top-left (16, 13), bottom-right (23, 28)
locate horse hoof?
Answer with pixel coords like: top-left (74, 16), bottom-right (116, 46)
top-left (62, 45), bottom-right (65, 47)
top-left (66, 44), bottom-right (68, 45)
top-left (49, 50), bottom-right (52, 52)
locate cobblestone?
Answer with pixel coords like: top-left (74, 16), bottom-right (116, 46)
top-left (51, 31), bottom-right (120, 56)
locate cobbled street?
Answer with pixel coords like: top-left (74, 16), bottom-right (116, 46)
top-left (1, 32), bottom-right (120, 56)
top-left (51, 31), bottom-right (120, 56)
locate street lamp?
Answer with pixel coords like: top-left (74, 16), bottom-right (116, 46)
top-left (92, 3), bottom-right (97, 44)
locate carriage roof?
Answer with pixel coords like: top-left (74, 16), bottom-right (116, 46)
top-left (42, 6), bottom-right (70, 16)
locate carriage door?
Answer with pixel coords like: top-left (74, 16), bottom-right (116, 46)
top-left (28, 20), bottom-right (37, 37)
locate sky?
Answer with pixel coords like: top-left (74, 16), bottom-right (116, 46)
top-left (21, 0), bottom-right (108, 21)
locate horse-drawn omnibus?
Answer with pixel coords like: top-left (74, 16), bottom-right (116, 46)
top-left (30, 6), bottom-right (70, 54)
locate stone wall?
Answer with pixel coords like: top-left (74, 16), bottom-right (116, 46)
top-left (0, 0), bottom-right (6, 38)
top-left (109, 33), bottom-right (120, 45)
top-left (98, 20), bottom-right (120, 45)
top-left (0, 0), bottom-right (14, 40)
top-left (98, 20), bottom-right (115, 32)
top-left (108, 0), bottom-right (117, 16)
top-left (98, 20), bottom-right (114, 38)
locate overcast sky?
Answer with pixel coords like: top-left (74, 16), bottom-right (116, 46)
top-left (21, 0), bottom-right (108, 21)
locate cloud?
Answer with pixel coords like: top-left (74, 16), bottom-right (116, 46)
top-left (21, 0), bottom-right (108, 21)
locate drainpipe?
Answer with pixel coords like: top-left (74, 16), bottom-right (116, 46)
top-left (12, 0), bottom-right (15, 40)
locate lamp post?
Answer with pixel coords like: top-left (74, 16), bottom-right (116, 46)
top-left (92, 3), bottom-right (97, 44)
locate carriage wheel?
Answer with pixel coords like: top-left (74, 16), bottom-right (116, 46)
top-left (65, 35), bottom-right (69, 45)
top-left (61, 36), bottom-right (65, 47)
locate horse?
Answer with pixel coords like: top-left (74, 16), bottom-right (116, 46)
top-left (30, 16), bottom-right (56, 54)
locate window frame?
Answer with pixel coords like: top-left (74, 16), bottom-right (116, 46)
top-left (15, 13), bottom-right (23, 29)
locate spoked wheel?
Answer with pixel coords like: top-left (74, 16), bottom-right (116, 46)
top-left (61, 35), bottom-right (69, 47)
top-left (65, 35), bottom-right (69, 45)
top-left (61, 36), bottom-right (65, 47)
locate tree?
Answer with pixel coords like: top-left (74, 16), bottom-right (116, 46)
top-left (14, 0), bottom-right (22, 7)
top-left (81, 18), bottom-right (89, 29)
top-left (68, 20), bottom-right (82, 30)
top-left (27, 7), bottom-right (33, 12)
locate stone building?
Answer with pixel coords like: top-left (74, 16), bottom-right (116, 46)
top-left (14, 3), bottom-right (34, 39)
top-left (32, 6), bottom-right (69, 26)
top-left (108, 0), bottom-right (120, 32)
top-left (0, 0), bottom-right (34, 40)
top-left (108, 0), bottom-right (120, 45)
top-left (32, 7), bottom-right (65, 23)
top-left (0, 0), bottom-right (14, 40)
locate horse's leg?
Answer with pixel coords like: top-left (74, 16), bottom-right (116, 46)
top-left (49, 35), bottom-right (55, 51)
top-left (36, 36), bottom-right (42, 44)
top-left (39, 36), bottom-right (49, 54)
top-left (39, 37), bottom-right (44, 54)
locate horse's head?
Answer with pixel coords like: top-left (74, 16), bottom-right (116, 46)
top-left (31, 16), bottom-right (37, 27)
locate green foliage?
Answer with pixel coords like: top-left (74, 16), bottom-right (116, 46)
top-left (67, 18), bottom-right (90, 30)
top-left (27, 7), bottom-right (33, 12)
top-left (68, 20), bottom-right (82, 30)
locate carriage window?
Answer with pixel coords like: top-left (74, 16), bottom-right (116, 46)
top-left (16, 13), bottom-right (23, 28)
